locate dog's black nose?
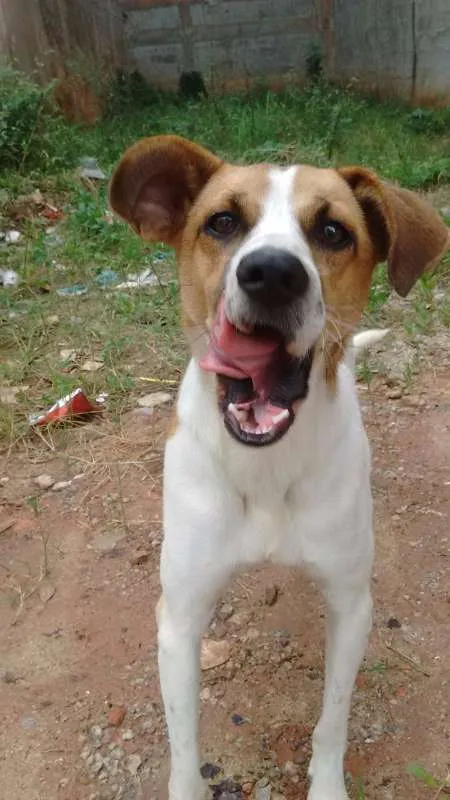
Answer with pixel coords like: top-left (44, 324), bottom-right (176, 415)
top-left (236, 247), bottom-right (309, 307)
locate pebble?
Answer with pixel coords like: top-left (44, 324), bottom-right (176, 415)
top-left (81, 359), bottom-right (104, 372)
top-left (255, 784), bottom-right (271, 800)
top-left (200, 639), bottom-right (231, 670)
top-left (282, 761), bottom-right (298, 777)
top-left (264, 585), bottom-right (280, 606)
top-left (126, 754), bottom-right (142, 776)
top-left (129, 551), bottom-right (150, 566)
top-left (108, 705), bottom-right (126, 727)
top-left (387, 388), bottom-right (403, 400)
top-left (52, 480), bottom-right (72, 491)
top-left (39, 581), bottom-right (56, 604)
top-left (92, 531), bottom-right (125, 553)
top-left (137, 391), bottom-right (172, 410)
top-left (200, 762), bottom-right (221, 779)
top-left (34, 474), bottom-right (55, 490)
top-left (122, 729), bottom-right (134, 741)
top-left (0, 476), bottom-right (9, 485)
top-left (5, 229), bottom-right (21, 244)
top-left (217, 603), bottom-right (234, 621)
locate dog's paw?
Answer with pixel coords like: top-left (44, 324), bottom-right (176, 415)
top-left (307, 779), bottom-right (349, 800)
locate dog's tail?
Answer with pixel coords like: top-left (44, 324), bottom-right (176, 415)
top-left (352, 329), bottom-right (390, 351)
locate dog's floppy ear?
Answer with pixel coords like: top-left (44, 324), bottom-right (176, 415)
top-left (109, 135), bottom-right (222, 246)
top-left (339, 167), bottom-right (449, 296)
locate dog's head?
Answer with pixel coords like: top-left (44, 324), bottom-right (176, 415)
top-left (110, 135), bottom-right (449, 446)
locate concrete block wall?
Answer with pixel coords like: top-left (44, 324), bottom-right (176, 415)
top-left (123, 0), bottom-right (450, 103)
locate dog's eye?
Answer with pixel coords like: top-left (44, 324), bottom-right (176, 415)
top-left (204, 211), bottom-right (240, 240)
top-left (317, 220), bottom-right (353, 250)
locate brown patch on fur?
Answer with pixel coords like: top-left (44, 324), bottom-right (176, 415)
top-left (109, 136), bottom-right (223, 246)
top-left (340, 167), bottom-right (449, 297)
top-left (177, 164), bottom-right (269, 339)
top-left (293, 167), bottom-right (379, 384)
top-left (291, 166), bottom-right (448, 382)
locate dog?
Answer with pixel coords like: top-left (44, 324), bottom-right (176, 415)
top-left (110, 136), bottom-right (449, 800)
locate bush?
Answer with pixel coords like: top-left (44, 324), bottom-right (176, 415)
top-left (0, 61), bottom-right (57, 170)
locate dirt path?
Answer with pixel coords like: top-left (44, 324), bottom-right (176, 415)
top-left (0, 366), bottom-right (449, 800)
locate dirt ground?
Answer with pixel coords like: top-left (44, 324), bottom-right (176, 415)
top-left (1, 348), bottom-right (449, 799)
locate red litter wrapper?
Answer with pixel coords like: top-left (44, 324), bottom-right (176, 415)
top-left (29, 388), bottom-right (102, 427)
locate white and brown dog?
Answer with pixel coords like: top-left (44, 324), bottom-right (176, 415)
top-left (110, 136), bottom-right (449, 800)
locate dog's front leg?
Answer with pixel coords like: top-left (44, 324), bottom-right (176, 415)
top-left (308, 578), bottom-right (372, 800)
top-left (157, 430), bottom-right (237, 800)
top-left (157, 594), bottom-right (211, 800)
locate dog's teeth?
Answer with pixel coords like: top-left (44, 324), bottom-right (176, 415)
top-left (272, 409), bottom-right (290, 425)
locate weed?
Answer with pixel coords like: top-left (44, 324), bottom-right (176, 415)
top-left (406, 762), bottom-right (450, 795)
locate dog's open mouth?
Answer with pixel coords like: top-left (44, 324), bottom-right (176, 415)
top-left (200, 299), bottom-right (313, 446)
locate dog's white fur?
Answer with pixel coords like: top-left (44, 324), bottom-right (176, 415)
top-left (157, 169), bottom-right (382, 800)
top-left (109, 138), bottom-right (448, 800)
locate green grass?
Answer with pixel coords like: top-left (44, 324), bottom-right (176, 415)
top-left (1, 80), bottom-right (449, 450)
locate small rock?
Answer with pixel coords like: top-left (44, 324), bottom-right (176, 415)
top-left (46, 314), bottom-right (59, 325)
top-left (282, 761), bottom-right (298, 778)
top-left (3, 671), bottom-right (20, 684)
top-left (200, 687), bottom-right (211, 702)
top-left (201, 639), bottom-right (232, 671)
top-left (0, 386), bottom-right (25, 405)
top-left (80, 359), bottom-right (103, 372)
top-left (59, 348), bottom-right (77, 361)
top-left (108, 705), bottom-right (126, 727)
top-left (231, 713), bottom-right (249, 726)
top-left (92, 531), bottom-right (125, 553)
top-left (137, 391), bottom-right (172, 410)
top-left (0, 268), bottom-right (19, 287)
top-left (200, 762), bottom-right (221, 779)
top-left (130, 551), bottom-right (150, 566)
top-left (264, 585), bottom-right (280, 606)
top-left (217, 603), bottom-right (234, 621)
top-left (5, 229), bottom-right (21, 244)
top-left (39, 581), bottom-right (56, 604)
top-left (0, 476), bottom-right (9, 485)
top-left (387, 388), bottom-right (403, 400)
top-left (386, 617), bottom-right (401, 629)
top-left (52, 480), bottom-right (72, 491)
top-left (126, 754), bottom-right (142, 776)
top-left (34, 474), bottom-right (55, 490)
top-left (122, 729), bottom-right (134, 741)
top-left (255, 783), bottom-right (271, 800)
top-left (21, 715), bottom-right (37, 731)
top-left (211, 778), bottom-right (242, 799)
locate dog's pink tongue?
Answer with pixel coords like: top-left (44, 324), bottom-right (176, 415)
top-left (200, 299), bottom-right (281, 393)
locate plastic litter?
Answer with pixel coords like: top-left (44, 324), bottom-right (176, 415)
top-left (0, 268), bottom-right (19, 287)
top-left (56, 283), bottom-right (88, 297)
top-left (115, 268), bottom-right (159, 290)
top-left (4, 230), bottom-right (21, 244)
top-left (29, 388), bottom-right (102, 427)
top-left (80, 157), bottom-right (107, 181)
top-left (96, 269), bottom-right (118, 286)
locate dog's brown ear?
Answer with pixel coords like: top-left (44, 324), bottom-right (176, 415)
top-left (339, 167), bottom-right (449, 296)
top-left (109, 135), bottom-right (222, 246)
